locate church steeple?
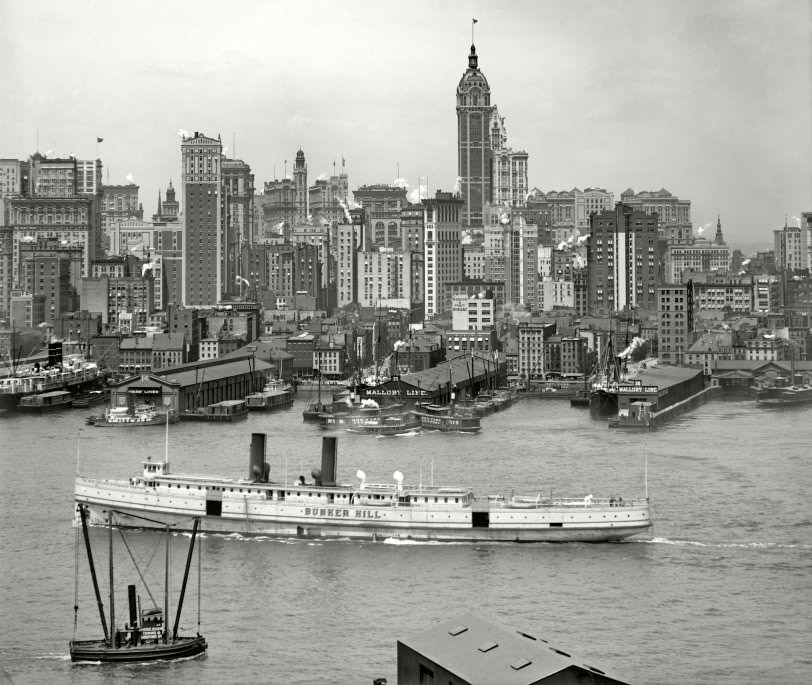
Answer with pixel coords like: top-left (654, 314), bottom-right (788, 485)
top-left (714, 213), bottom-right (725, 245)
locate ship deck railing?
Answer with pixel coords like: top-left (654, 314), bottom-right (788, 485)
top-left (477, 494), bottom-right (649, 509)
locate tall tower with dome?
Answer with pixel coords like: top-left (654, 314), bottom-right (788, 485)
top-left (456, 43), bottom-right (494, 228)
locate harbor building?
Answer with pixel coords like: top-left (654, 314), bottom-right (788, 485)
top-left (398, 613), bottom-right (629, 685)
top-left (363, 354), bottom-right (506, 405)
top-left (587, 203), bottom-right (660, 316)
top-left (109, 356), bottom-right (273, 413)
top-left (181, 132), bottom-right (223, 306)
top-left (517, 321), bottom-right (555, 380)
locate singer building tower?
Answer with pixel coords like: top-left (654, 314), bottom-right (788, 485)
top-left (457, 41), bottom-right (528, 228)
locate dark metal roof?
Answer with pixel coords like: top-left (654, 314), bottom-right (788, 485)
top-left (399, 613), bottom-right (628, 685)
top-left (153, 358), bottom-right (272, 388)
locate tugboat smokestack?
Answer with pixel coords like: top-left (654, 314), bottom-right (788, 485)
top-left (127, 584), bottom-right (137, 627)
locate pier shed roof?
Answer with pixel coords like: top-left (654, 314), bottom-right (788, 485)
top-left (398, 613), bottom-right (628, 685)
top-left (636, 364), bottom-right (703, 389)
top-left (154, 357), bottom-right (273, 388)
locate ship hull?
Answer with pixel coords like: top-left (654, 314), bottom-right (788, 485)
top-left (756, 386), bottom-right (812, 406)
top-left (75, 486), bottom-right (650, 543)
top-left (0, 376), bottom-right (103, 411)
top-left (69, 636), bottom-right (207, 663)
top-left (0, 360), bottom-right (105, 411)
top-left (589, 390), bottom-right (618, 416)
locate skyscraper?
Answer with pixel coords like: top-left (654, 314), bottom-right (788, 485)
top-left (587, 203), bottom-right (660, 316)
top-left (222, 158), bottom-right (254, 297)
top-left (293, 149), bottom-right (308, 225)
top-left (424, 191), bottom-right (464, 317)
top-left (457, 43), bottom-right (493, 228)
top-left (181, 132), bottom-right (222, 306)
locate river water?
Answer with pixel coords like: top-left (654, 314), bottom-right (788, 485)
top-left (1, 392), bottom-right (810, 684)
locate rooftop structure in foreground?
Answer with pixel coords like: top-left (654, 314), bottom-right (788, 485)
top-left (398, 613), bottom-right (629, 684)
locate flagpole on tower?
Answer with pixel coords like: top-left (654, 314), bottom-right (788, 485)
top-left (472, 17), bottom-right (478, 44)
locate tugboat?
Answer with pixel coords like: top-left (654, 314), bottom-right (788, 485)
top-left (89, 405), bottom-right (177, 427)
top-left (69, 505), bottom-right (207, 662)
top-left (346, 411), bottom-right (421, 436)
top-left (412, 403), bottom-right (481, 433)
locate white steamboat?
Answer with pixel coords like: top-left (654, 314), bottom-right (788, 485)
top-left (75, 434), bottom-right (651, 543)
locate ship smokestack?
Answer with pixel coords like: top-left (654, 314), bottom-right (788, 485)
top-left (48, 340), bottom-right (63, 367)
top-left (320, 436), bottom-right (337, 486)
top-left (128, 584), bottom-right (137, 627)
top-left (249, 433), bottom-right (268, 482)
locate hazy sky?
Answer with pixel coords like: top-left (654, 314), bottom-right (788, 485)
top-left (3, 0), bottom-right (810, 250)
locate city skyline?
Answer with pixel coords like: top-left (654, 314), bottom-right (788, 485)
top-left (3, 0), bottom-right (809, 249)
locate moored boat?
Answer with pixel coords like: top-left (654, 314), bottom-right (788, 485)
top-left (246, 380), bottom-right (294, 411)
top-left (319, 401), bottom-right (406, 428)
top-left (75, 433), bottom-right (651, 542)
top-left (755, 382), bottom-right (812, 406)
top-left (346, 412), bottom-right (421, 436)
top-left (72, 389), bottom-right (111, 409)
top-left (180, 399), bottom-right (248, 422)
top-left (0, 342), bottom-right (106, 412)
top-left (90, 405), bottom-right (177, 427)
top-left (16, 389), bottom-right (75, 412)
top-left (412, 404), bottom-right (481, 433)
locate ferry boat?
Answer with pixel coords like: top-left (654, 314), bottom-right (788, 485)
top-left (412, 404), bottom-right (481, 433)
top-left (90, 405), bottom-right (177, 427)
top-left (74, 434), bottom-right (651, 542)
top-left (245, 380), bottom-right (294, 411)
top-left (16, 389), bottom-right (75, 412)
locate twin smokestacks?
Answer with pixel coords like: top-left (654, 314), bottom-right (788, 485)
top-left (249, 433), bottom-right (337, 487)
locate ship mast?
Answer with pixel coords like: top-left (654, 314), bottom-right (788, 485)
top-left (78, 504), bottom-right (109, 642)
top-left (109, 510), bottom-right (115, 645)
